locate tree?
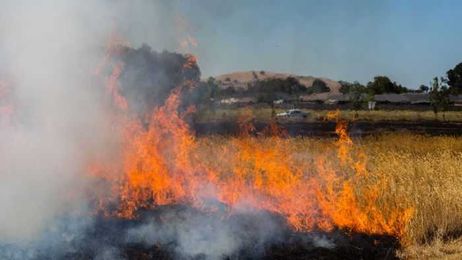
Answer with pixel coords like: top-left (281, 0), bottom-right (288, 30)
top-left (348, 82), bottom-right (367, 113)
top-left (339, 81), bottom-right (351, 94)
top-left (257, 92), bottom-right (277, 104)
top-left (219, 86), bottom-right (237, 96)
top-left (418, 85), bottom-right (429, 93)
top-left (251, 77), bottom-right (307, 95)
top-left (188, 77), bottom-right (219, 112)
top-left (447, 62), bottom-right (462, 94)
top-left (310, 79), bottom-right (330, 93)
top-left (366, 76), bottom-right (409, 94)
top-left (210, 78), bottom-right (218, 96)
top-left (339, 81), bottom-right (366, 95)
top-left (429, 77), bottom-right (451, 120)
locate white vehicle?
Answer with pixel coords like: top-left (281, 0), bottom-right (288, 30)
top-left (276, 109), bottom-right (308, 119)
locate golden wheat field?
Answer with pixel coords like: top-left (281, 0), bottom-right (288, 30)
top-left (194, 133), bottom-right (462, 258)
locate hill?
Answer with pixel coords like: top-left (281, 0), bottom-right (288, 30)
top-left (212, 71), bottom-right (341, 94)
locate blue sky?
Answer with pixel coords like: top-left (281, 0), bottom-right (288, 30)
top-left (133, 0), bottom-right (462, 88)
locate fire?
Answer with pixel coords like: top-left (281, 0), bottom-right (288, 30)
top-left (88, 41), bottom-right (413, 243)
top-left (183, 54), bottom-right (198, 70)
top-left (105, 62), bottom-right (128, 111)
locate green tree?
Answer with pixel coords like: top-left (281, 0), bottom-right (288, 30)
top-left (348, 82), bottom-right (367, 113)
top-left (339, 81), bottom-right (351, 94)
top-left (429, 77), bottom-right (451, 120)
top-left (205, 77), bottom-right (218, 98)
top-left (251, 77), bottom-right (307, 95)
top-left (339, 81), bottom-right (366, 95)
top-left (418, 85), bottom-right (429, 93)
top-left (366, 76), bottom-right (409, 94)
top-left (447, 62), bottom-right (462, 94)
top-left (310, 79), bottom-right (330, 93)
top-left (190, 77), bottom-right (218, 110)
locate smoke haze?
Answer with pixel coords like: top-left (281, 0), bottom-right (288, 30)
top-left (0, 0), bottom-right (148, 243)
top-left (0, 2), bottom-right (269, 258)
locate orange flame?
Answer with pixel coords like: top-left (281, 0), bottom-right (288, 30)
top-left (183, 54), bottom-right (198, 70)
top-left (105, 62), bottom-right (128, 111)
top-left (88, 39), bottom-right (413, 242)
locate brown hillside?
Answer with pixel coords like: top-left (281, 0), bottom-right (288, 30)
top-left (212, 71), bottom-right (341, 94)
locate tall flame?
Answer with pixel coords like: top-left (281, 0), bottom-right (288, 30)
top-left (88, 43), bottom-right (413, 243)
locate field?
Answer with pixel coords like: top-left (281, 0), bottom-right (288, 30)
top-left (196, 107), bottom-right (462, 122)
top-left (194, 133), bottom-right (462, 259)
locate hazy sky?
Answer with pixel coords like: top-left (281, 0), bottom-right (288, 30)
top-left (1, 1), bottom-right (461, 88)
top-left (146, 0), bottom-right (460, 89)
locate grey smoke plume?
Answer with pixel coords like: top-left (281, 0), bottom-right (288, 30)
top-left (125, 206), bottom-right (285, 259)
top-left (117, 44), bottom-right (201, 115)
top-left (0, 1), bottom-right (241, 257)
top-left (0, 0), bottom-right (188, 244)
top-left (0, 2), bottom-right (396, 258)
top-left (0, 2), bottom-right (285, 258)
top-left (0, 1), bottom-right (113, 243)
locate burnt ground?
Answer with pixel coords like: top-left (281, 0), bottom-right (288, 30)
top-left (23, 205), bottom-right (400, 260)
top-left (193, 120), bottom-right (462, 137)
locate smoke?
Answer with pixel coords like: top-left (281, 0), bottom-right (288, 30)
top-left (0, 0), bottom-right (122, 243)
top-left (117, 44), bottom-right (200, 116)
top-left (0, 0), bottom-right (209, 256)
top-left (125, 206), bottom-right (285, 259)
top-left (0, 1), bottom-right (362, 259)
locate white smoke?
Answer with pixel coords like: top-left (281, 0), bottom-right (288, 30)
top-left (0, 0), bottom-right (118, 243)
top-left (0, 1), bottom-right (339, 258)
top-left (125, 206), bottom-right (286, 259)
top-left (0, 0), bottom-right (197, 248)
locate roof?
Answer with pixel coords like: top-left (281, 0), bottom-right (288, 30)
top-left (295, 93), bottom-right (462, 104)
top-left (374, 94), bottom-right (409, 103)
top-left (300, 93), bottom-right (348, 102)
top-left (405, 93), bottom-right (430, 103)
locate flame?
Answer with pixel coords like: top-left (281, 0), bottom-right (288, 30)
top-left (94, 30), bottom-right (129, 76)
top-left (105, 62), bottom-right (128, 111)
top-left (88, 38), bottom-right (413, 243)
top-left (182, 54), bottom-right (198, 70)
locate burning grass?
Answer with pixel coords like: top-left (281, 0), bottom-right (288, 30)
top-left (89, 86), bottom-right (462, 256)
top-left (197, 133), bottom-right (462, 247)
top-left (84, 42), bottom-right (462, 258)
top-left (89, 112), bottom-right (462, 257)
top-left (88, 63), bottom-right (462, 257)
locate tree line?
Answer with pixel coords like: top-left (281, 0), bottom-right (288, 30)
top-left (339, 62), bottom-right (462, 117)
top-left (339, 62), bottom-right (462, 96)
top-left (190, 62), bottom-right (462, 115)
top-left (191, 76), bottom-right (330, 104)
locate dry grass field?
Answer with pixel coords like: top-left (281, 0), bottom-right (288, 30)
top-left (194, 133), bottom-right (462, 258)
